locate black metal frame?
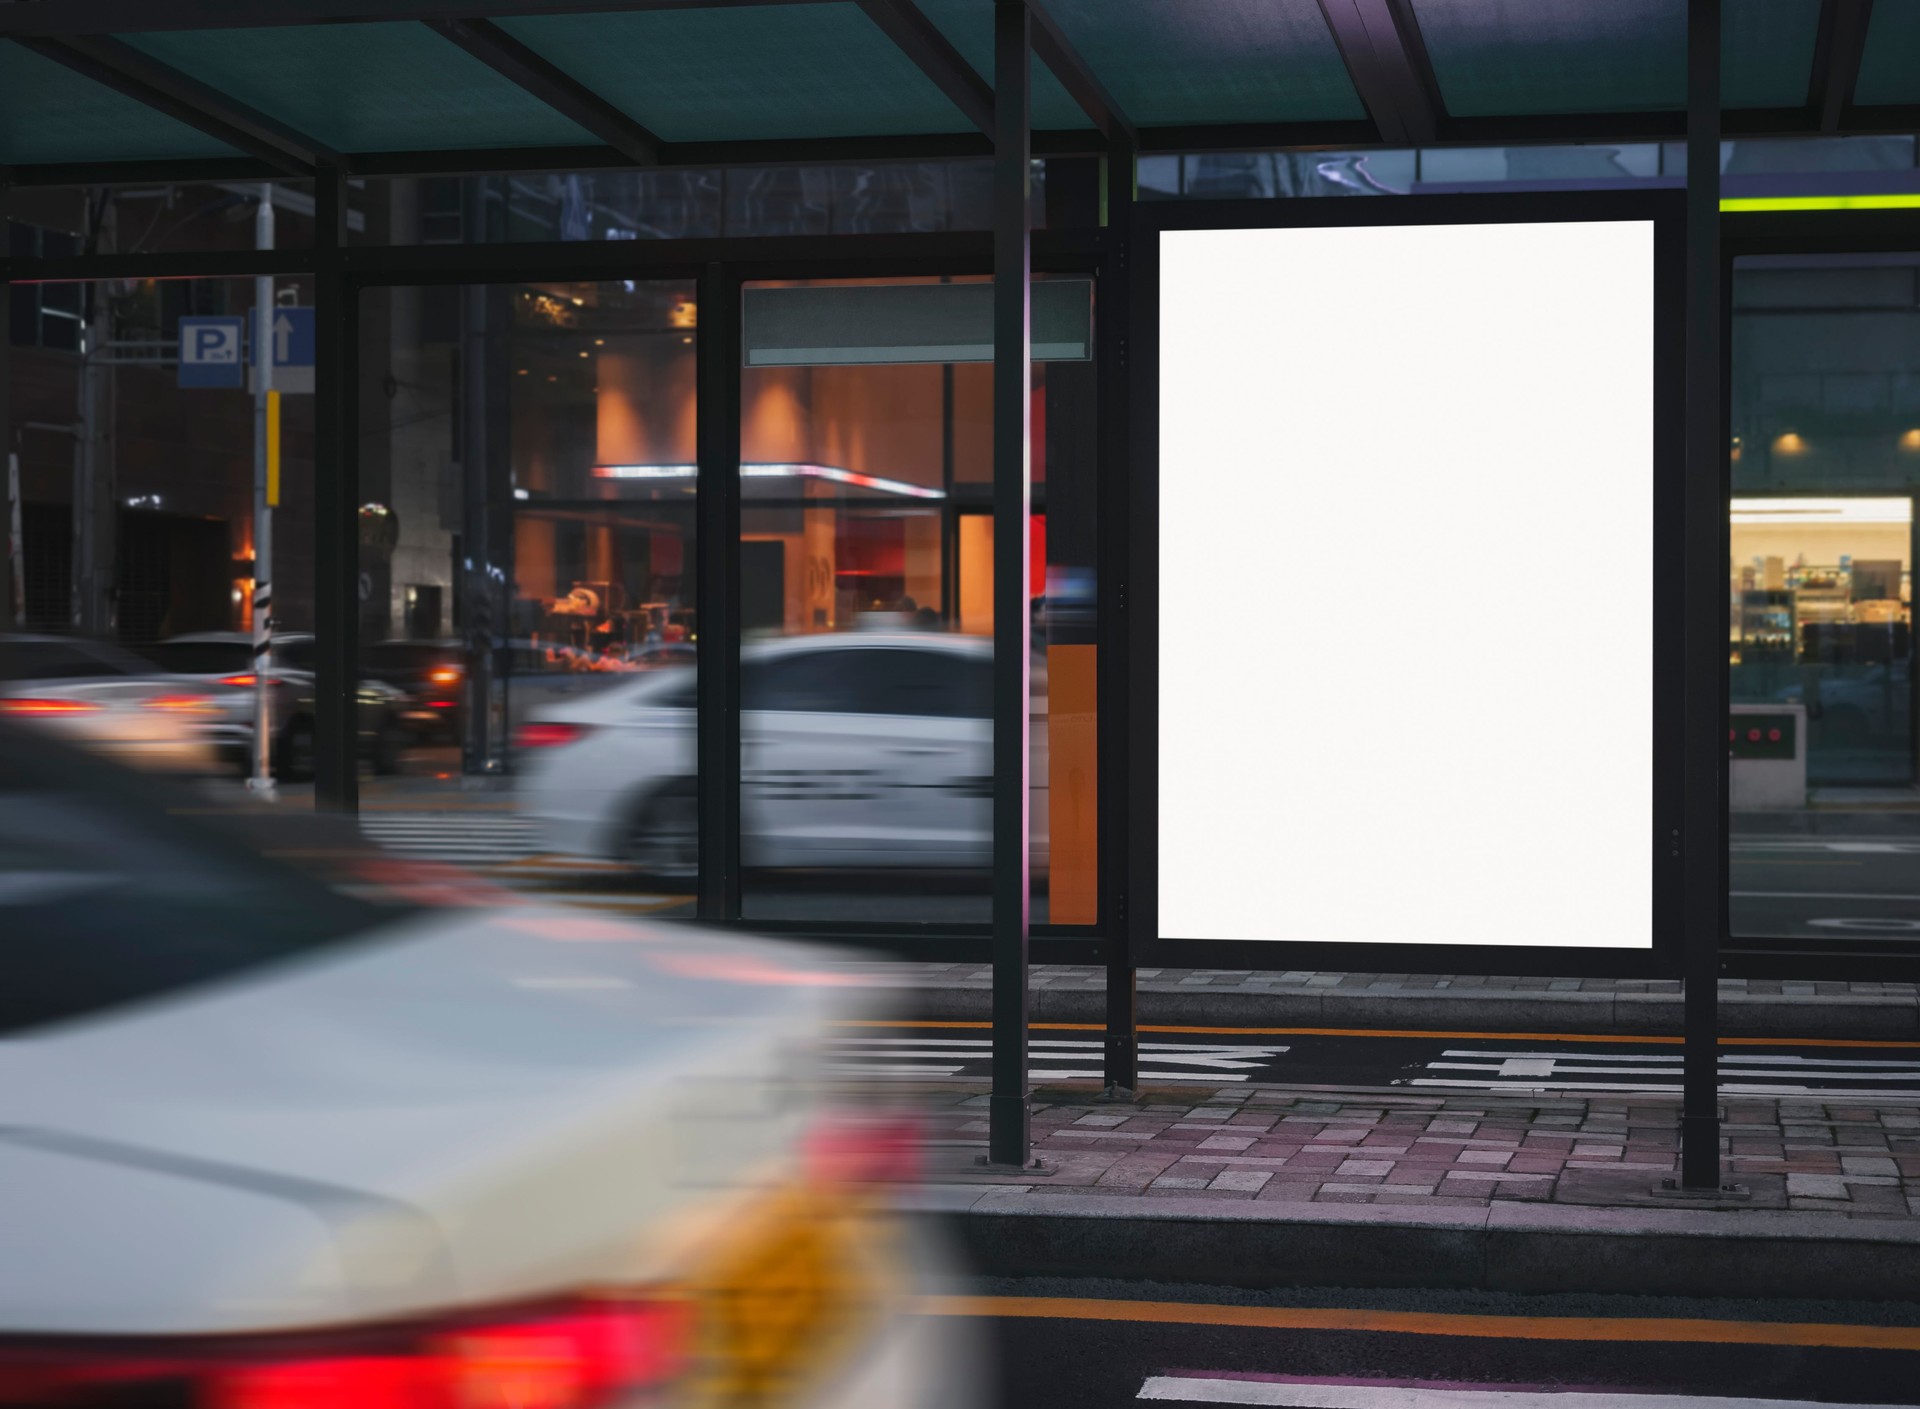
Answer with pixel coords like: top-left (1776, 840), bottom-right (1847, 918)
top-left (1126, 188), bottom-right (1691, 981)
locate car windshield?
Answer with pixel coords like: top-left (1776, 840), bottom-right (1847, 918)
top-left (0, 726), bottom-right (413, 1036)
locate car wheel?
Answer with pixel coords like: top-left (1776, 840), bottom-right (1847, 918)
top-left (277, 718), bottom-right (317, 782)
top-left (622, 779), bottom-right (698, 884)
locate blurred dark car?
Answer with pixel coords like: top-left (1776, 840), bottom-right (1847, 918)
top-left (135, 633), bottom-right (407, 779)
top-left (361, 638), bottom-right (466, 742)
top-left (0, 723), bottom-right (969, 1407)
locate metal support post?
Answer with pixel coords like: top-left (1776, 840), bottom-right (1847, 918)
top-left (1681, 0), bottom-right (1725, 1190)
top-left (695, 263), bottom-right (743, 923)
top-left (0, 212), bottom-right (17, 629)
top-left (1100, 139), bottom-right (1138, 1098)
top-left (313, 168), bottom-right (358, 812)
top-left (988, 0), bottom-right (1034, 1170)
top-left (248, 183), bottom-right (278, 795)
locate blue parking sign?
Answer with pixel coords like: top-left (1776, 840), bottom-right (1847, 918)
top-left (178, 316), bottom-right (245, 389)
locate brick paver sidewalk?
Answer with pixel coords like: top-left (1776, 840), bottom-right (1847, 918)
top-left (924, 1085), bottom-right (1920, 1219)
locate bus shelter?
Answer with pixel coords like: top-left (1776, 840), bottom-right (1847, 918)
top-left (5, 0), bottom-right (1917, 1182)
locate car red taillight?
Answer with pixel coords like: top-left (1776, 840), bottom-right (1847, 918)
top-left (217, 674), bottom-right (281, 688)
top-left (0, 1295), bottom-right (693, 1409)
top-left (515, 722), bottom-right (591, 749)
top-left (0, 697), bottom-right (102, 716)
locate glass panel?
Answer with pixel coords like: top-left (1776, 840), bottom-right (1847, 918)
top-left (1856, 1), bottom-right (1920, 107)
top-left (1730, 256), bottom-right (1920, 947)
top-left (0, 44), bottom-right (241, 164)
top-left (4, 273), bottom-right (314, 801)
top-left (358, 280), bottom-right (697, 913)
top-left (350, 161), bottom-right (1011, 245)
top-left (496, 6), bottom-right (974, 141)
top-left (744, 280), bottom-right (1092, 366)
top-left (8, 181), bottom-right (325, 258)
top-left (1409, 0), bottom-right (1684, 117)
top-left (119, 23), bottom-right (595, 152)
top-left (736, 276), bottom-right (1096, 927)
top-left (921, 0), bottom-right (1365, 127)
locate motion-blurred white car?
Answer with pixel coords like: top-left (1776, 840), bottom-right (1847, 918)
top-left (0, 726), bottom-right (975, 1408)
top-left (515, 634), bottom-right (1046, 880)
top-left (0, 633), bottom-right (215, 772)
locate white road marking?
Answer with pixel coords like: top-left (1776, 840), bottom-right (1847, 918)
top-left (1441, 1050), bottom-right (1920, 1067)
top-left (1408, 1079), bottom-right (1920, 1097)
top-left (1732, 892), bottom-right (1920, 902)
top-left (1137, 1378), bottom-right (1920, 1408)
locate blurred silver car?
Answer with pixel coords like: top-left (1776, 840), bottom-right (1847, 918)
top-left (0, 633), bottom-right (215, 773)
top-left (0, 725), bottom-right (976, 1407)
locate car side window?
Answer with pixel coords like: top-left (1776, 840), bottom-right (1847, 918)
top-left (876, 650), bottom-right (991, 719)
top-left (746, 651), bottom-right (862, 713)
top-left (743, 648), bottom-right (988, 718)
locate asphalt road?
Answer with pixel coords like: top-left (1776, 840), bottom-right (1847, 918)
top-left (238, 766), bottom-right (1920, 941)
top-left (1730, 838), bottom-right (1920, 942)
top-left (830, 1024), bottom-right (1920, 1096)
top-left (942, 1281), bottom-right (1920, 1409)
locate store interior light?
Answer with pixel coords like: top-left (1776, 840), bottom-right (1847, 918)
top-left (1731, 496), bottom-right (1913, 526)
top-left (591, 461), bottom-right (945, 500)
top-left (1901, 429), bottom-right (1920, 450)
top-left (1774, 432), bottom-right (1807, 454)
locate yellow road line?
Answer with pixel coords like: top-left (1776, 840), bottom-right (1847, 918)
top-left (831, 1020), bottom-right (1920, 1050)
top-left (917, 1296), bottom-right (1920, 1350)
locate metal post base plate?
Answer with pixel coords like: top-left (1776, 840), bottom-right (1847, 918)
top-left (1652, 1178), bottom-right (1751, 1203)
top-left (975, 1154), bottom-right (1052, 1174)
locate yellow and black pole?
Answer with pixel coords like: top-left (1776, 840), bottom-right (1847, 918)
top-left (248, 184), bottom-right (277, 795)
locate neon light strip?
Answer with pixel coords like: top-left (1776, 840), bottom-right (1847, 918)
top-left (591, 461), bottom-right (946, 500)
top-left (1722, 194), bottom-right (1920, 212)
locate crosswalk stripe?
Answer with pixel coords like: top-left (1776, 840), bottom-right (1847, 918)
top-left (1138, 1379), bottom-right (1918, 1408)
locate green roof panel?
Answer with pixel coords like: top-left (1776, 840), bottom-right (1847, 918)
top-left (499, 4), bottom-right (978, 142)
top-left (1725, 0), bottom-right (1820, 109)
top-left (1856, 2), bottom-right (1920, 106)
top-left (0, 44), bottom-right (242, 164)
top-left (1411, 0), bottom-right (1684, 116)
top-left (941, 0), bottom-right (1367, 128)
top-left (915, 0), bottom-right (1098, 130)
top-left (118, 23), bottom-right (598, 152)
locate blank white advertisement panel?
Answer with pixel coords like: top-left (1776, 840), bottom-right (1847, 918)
top-left (1158, 220), bottom-right (1654, 948)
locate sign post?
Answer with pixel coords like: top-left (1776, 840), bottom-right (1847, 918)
top-left (249, 184), bottom-right (276, 795)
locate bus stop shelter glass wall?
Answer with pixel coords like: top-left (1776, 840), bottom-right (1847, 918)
top-left (7, 267), bottom-right (320, 797)
top-left (1729, 253), bottom-right (1920, 944)
top-left (358, 279), bottom-right (698, 908)
top-left (736, 276), bottom-right (1098, 928)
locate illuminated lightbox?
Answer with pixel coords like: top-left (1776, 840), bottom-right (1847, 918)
top-left (1157, 219), bottom-right (1655, 949)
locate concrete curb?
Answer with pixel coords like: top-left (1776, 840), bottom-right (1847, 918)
top-left (923, 1188), bottom-right (1920, 1301)
top-left (891, 984), bottom-right (1920, 1039)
